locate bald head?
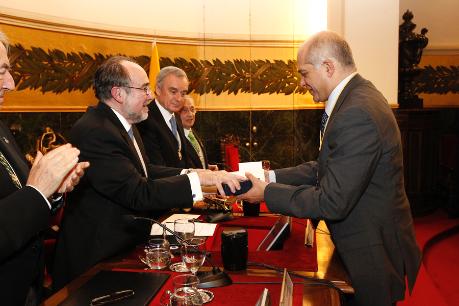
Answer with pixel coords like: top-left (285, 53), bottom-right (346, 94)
top-left (298, 31), bottom-right (356, 71)
top-left (296, 31), bottom-right (357, 103)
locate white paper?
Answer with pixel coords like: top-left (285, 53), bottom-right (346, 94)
top-left (150, 214), bottom-right (217, 237)
top-left (234, 161), bottom-right (265, 181)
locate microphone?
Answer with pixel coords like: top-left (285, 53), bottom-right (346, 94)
top-left (122, 215), bottom-right (232, 288)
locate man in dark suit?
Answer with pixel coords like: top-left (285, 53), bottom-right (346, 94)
top-left (239, 31), bottom-right (421, 306)
top-left (0, 31), bottom-right (89, 305)
top-left (179, 95), bottom-right (218, 170)
top-left (53, 56), bottom-right (242, 290)
top-left (137, 66), bottom-right (192, 168)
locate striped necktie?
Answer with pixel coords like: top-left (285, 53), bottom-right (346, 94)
top-left (128, 127), bottom-right (148, 178)
top-left (0, 150), bottom-right (22, 189)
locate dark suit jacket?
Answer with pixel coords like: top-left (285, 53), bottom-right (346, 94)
top-left (53, 102), bottom-right (194, 290)
top-left (184, 129), bottom-right (209, 169)
top-left (0, 121), bottom-right (50, 305)
top-left (265, 74), bottom-right (421, 306)
top-left (137, 101), bottom-right (192, 168)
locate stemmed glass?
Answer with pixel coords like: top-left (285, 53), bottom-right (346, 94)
top-left (182, 238), bottom-right (206, 276)
top-left (170, 219), bottom-right (195, 272)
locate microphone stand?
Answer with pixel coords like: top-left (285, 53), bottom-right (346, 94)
top-left (126, 215), bottom-right (232, 288)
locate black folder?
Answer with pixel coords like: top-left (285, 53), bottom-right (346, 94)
top-left (59, 270), bottom-right (169, 306)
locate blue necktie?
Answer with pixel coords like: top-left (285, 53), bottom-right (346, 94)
top-left (170, 116), bottom-right (178, 140)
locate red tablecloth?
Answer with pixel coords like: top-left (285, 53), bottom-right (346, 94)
top-left (112, 269), bottom-right (305, 306)
top-left (205, 216), bottom-right (318, 272)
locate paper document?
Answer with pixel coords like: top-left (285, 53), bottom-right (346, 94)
top-left (234, 161), bottom-right (265, 181)
top-left (150, 214), bottom-right (217, 237)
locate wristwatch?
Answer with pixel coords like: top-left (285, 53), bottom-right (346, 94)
top-left (49, 193), bottom-right (64, 214)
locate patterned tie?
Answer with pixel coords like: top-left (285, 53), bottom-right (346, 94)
top-left (0, 150), bottom-right (22, 189)
top-left (320, 111), bottom-right (329, 142)
top-left (128, 127), bottom-right (148, 178)
top-left (169, 116), bottom-right (178, 140)
top-left (188, 130), bottom-right (201, 154)
top-left (188, 130), bottom-right (206, 168)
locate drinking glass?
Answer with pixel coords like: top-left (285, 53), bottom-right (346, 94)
top-left (170, 219), bottom-right (195, 272)
top-left (182, 238), bottom-right (206, 275)
top-left (170, 287), bottom-right (203, 305)
top-left (139, 248), bottom-right (170, 270)
top-left (139, 238), bottom-right (171, 270)
top-left (174, 219), bottom-right (195, 240)
top-left (172, 274), bottom-right (199, 292)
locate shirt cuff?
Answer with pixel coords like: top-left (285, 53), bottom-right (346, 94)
top-left (26, 184), bottom-right (52, 209)
top-left (268, 170), bottom-right (277, 183)
top-left (186, 172), bottom-right (203, 202)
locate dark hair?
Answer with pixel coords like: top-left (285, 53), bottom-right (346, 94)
top-left (94, 56), bottom-right (137, 101)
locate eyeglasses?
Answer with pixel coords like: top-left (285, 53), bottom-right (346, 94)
top-left (123, 86), bottom-right (152, 96)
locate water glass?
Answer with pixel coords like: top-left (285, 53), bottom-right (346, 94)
top-left (148, 237), bottom-right (170, 251)
top-left (174, 219), bottom-right (195, 241)
top-left (144, 247), bottom-right (171, 270)
top-left (172, 274), bottom-right (199, 291)
top-left (170, 287), bottom-right (203, 305)
top-left (182, 238), bottom-right (206, 275)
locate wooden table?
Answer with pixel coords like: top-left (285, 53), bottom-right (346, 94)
top-left (42, 220), bottom-right (352, 306)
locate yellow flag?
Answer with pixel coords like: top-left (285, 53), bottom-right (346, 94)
top-left (149, 41), bottom-right (160, 90)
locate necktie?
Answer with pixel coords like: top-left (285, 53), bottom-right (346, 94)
top-left (0, 150), bottom-right (22, 189)
top-left (188, 130), bottom-right (206, 168)
top-left (188, 130), bottom-right (200, 154)
top-left (320, 111), bottom-right (329, 142)
top-left (128, 127), bottom-right (148, 178)
top-left (169, 116), bottom-right (182, 160)
top-left (169, 116), bottom-right (178, 140)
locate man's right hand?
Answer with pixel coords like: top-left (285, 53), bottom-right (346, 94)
top-left (197, 170), bottom-right (244, 196)
top-left (26, 144), bottom-right (86, 198)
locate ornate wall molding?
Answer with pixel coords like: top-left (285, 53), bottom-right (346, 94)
top-left (0, 9), bottom-right (303, 47)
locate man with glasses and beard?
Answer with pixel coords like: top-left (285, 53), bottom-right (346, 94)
top-left (53, 56), bottom-right (243, 290)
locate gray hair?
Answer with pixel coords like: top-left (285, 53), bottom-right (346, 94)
top-left (155, 66), bottom-right (188, 89)
top-left (304, 31), bottom-right (355, 69)
top-left (0, 31), bottom-right (9, 52)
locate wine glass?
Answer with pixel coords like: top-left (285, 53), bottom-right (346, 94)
top-left (172, 274), bottom-right (214, 304)
top-left (182, 238), bottom-right (206, 275)
top-left (170, 219), bottom-right (195, 272)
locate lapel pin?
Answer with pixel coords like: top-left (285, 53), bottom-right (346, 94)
top-left (2, 137), bottom-right (9, 144)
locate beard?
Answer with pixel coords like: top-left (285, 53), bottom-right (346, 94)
top-left (126, 110), bottom-right (148, 124)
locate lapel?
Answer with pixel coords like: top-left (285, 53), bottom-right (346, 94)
top-left (95, 102), bottom-right (148, 177)
top-left (324, 74), bottom-right (364, 140)
top-left (150, 102), bottom-right (178, 147)
top-left (0, 120), bottom-right (29, 184)
top-left (150, 101), bottom-right (187, 162)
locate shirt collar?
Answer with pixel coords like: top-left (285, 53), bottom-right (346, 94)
top-left (110, 108), bottom-right (131, 133)
top-left (155, 99), bottom-right (174, 122)
top-left (325, 71), bottom-right (358, 116)
top-left (183, 128), bottom-right (191, 137)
